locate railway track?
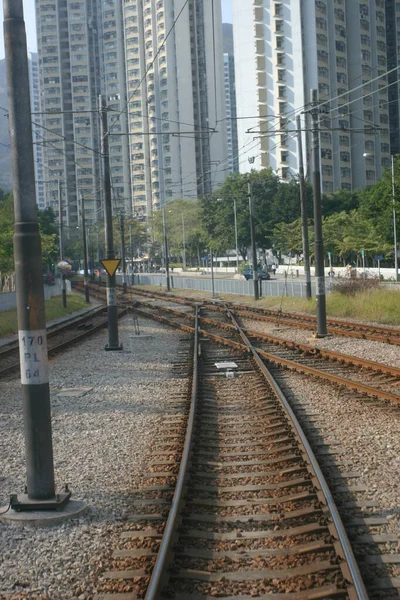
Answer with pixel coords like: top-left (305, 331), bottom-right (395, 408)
top-left (96, 306), bottom-right (377, 600)
top-left (124, 285), bottom-right (400, 346)
top-left (0, 305), bottom-right (127, 379)
top-left (131, 300), bottom-right (400, 405)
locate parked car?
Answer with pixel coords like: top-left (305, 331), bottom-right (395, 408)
top-left (43, 273), bottom-right (55, 285)
top-left (242, 267), bottom-right (270, 281)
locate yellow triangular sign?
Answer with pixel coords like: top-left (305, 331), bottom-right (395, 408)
top-left (101, 259), bottom-right (121, 277)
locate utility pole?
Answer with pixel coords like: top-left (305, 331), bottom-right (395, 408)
top-left (3, 0), bottom-right (69, 510)
top-left (248, 178), bottom-right (259, 301)
top-left (182, 213), bottom-right (186, 270)
top-left (296, 115), bottom-right (312, 299)
top-left (129, 222), bottom-right (134, 283)
top-left (100, 94), bottom-right (122, 350)
top-left (120, 213), bottom-right (127, 293)
top-left (88, 227), bottom-right (95, 281)
top-left (80, 192), bottom-right (90, 303)
top-left (391, 155), bottom-right (398, 281)
top-left (162, 207), bottom-right (170, 291)
top-left (310, 89), bottom-right (327, 336)
top-left (58, 179), bottom-right (67, 308)
top-left (234, 197), bottom-right (239, 273)
top-left (210, 247), bottom-right (215, 298)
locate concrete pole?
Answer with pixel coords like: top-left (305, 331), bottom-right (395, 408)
top-left (80, 192), bottom-right (90, 303)
top-left (210, 248), bottom-right (215, 298)
top-left (248, 178), bottom-right (259, 301)
top-left (100, 94), bottom-right (121, 350)
top-left (296, 115), bottom-right (312, 299)
top-left (130, 223), bottom-right (133, 283)
top-left (310, 89), bottom-right (327, 336)
top-left (4, 0), bottom-right (56, 502)
top-left (233, 197), bottom-right (239, 273)
top-left (58, 179), bottom-right (67, 308)
top-left (162, 207), bottom-right (170, 291)
top-left (182, 213), bottom-right (186, 270)
top-left (120, 214), bottom-right (127, 293)
top-left (391, 155), bottom-right (398, 281)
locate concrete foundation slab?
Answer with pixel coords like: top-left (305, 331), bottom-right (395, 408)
top-left (0, 500), bottom-right (87, 526)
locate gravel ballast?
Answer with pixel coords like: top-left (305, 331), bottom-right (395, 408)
top-left (0, 315), bottom-right (189, 599)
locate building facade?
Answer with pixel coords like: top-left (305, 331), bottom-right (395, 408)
top-left (35, 0), bottom-right (227, 225)
top-left (123, 0), bottom-right (227, 214)
top-left (28, 52), bottom-right (46, 211)
top-left (232, 0), bottom-right (391, 191)
top-left (35, 0), bottom-right (131, 225)
top-left (385, 0), bottom-right (400, 156)
top-left (223, 23), bottom-right (239, 174)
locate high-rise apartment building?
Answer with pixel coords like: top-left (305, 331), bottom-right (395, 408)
top-left (232, 0), bottom-right (391, 192)
top-left (28, 52), bottom-right (46, 211)
top-left (223, 23), bottom-right (239, 173)
top-left (35, 0), bottom-right (130, 225)
top-left (385, 0), bottom-right (400, 156)
top-left (123, 0), bottom-right (227, 214)
top-left (35, 0), bottom-right (227, 224)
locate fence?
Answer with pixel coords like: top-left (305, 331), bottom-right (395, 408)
top-left (120, 273), bottom-right (318, 299)
top-left (0, 279), bottom-right (71, 312)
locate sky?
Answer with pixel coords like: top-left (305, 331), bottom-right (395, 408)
top-left (0, 0), bottom-right (233, 60)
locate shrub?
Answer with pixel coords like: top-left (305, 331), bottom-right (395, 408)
top-left (332, 276), bottom-right (382, 296)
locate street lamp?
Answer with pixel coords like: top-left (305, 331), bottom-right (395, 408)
top-left (391, 155), bottom-right (398, 281)
top-left (217, 197), bottom-right (240, 273)
top-left (168, 209), bottom-right (186, 271)
top-left (162, 206), bottom-right (171, 291)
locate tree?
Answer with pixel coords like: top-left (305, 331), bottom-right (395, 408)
top-left (322, 188), bottom-right (360, 217)
top-left (0, 192), bottom-right (14, 275)
top-left (148, 199), bottom-right (205, 266)
top-left (272, 218), bottom-right (313, 259)
top-left (201, 170), bottom-right (313, 260)
top-left (37, 206), bottom-right (58, 270)
top-left (359, 156), bottom-right (400, 248)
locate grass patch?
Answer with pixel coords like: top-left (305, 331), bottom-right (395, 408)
top-left (132, 284), bottom-right (400, 326)
top-left (0, 294), bottom-right (89, 338)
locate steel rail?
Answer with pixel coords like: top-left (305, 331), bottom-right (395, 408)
top-left (0, 308), bottom-right (127, 379)
top-left (133, 302), bottom-right (400, 380)
top-left (243, 328), bottom-right (400, 377)
top-left (145, 306), bottom-right (199, 600)
top-left (0, 305), bottom-right (106, 357)
top-left (126, 286), bottom-right (400, 344)
top-left (130, 303), bottom-right (400, 402)
top-left (226, 308), bottom-right (369, 600)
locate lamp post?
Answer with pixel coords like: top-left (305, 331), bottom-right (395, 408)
top-left (80, 192), bottom-right (90, 303)
top-left (58, 179), bottom-right (67, 308)
top-left (391, 155), bottom-right (398, 281)
top-left (162, 206), bottom-right (170, 291)
top-left (248, 178), bottom-right (259, 301)
top-left (310, 89), bottom-right (327, 336)
top-left (233, 198), bottom-right (239, 273)
top-left (182, 213), bottom-right (186, 270)
top-left (217, 197), bottom-right (240, 273)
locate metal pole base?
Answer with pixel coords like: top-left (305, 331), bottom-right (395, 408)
top-left (312, 332), bottom-right (332, 339)
top-left (104, 343), bottom-right (123, 351)
top-left (122, 283), bottom-right (127, 294)
top-left (10, 490), bottom-right (71, 512)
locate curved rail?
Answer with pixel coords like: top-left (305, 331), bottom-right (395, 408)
top-left (226, 308), bottom-right (369, 600)
top-left (145, 306), bottom-right (199, 599)
top-left (133, 301), bottom-right (400, 403)
top-left (124, 285), bottom-right (400, 345)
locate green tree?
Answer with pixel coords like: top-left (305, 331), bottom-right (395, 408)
top-left (358, 156), bottom-right (400, 254)
top-left (0, 192), bottom-right (14, 275)
top-left (322, 188), bottom-right (360, 217)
